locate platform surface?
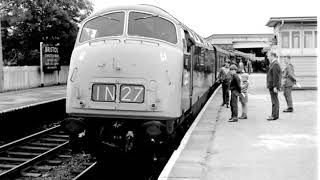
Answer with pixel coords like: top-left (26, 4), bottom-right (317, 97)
top-left (0, 85), bottom-right (66, 114)
top-left (159, 73), bottom-right (318, 180)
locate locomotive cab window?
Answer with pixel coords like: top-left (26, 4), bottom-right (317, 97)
top-left (128, 12), bottom-right (177, 44)
top-left (79, 12), bottom-right (125, 43)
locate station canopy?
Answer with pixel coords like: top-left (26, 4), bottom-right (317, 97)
top-left (233, 41), bottom-right (271, 49)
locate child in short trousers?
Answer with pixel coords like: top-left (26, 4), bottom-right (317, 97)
top-left (239, 73), bottom-right (249, 119)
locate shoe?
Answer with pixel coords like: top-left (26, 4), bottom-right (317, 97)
top-left (239, 116), bottom-right (247, 119)
top-left (229, 117), bottom-right (233, 120)
top-left (221, 103), bottom-right (225, 106)
top-left (228, 118), bottom-right (238, 122)
top-left (283, 108), bottom-right (293, 112)
top-left (226, 104), bottom-right (229, 108)
top-left (267, 116), bottom-right (278, 121)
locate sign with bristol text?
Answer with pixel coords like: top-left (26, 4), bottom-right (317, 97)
top-left (42, 43), bottom-right (60, 72)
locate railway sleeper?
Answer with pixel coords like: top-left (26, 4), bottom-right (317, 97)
top-left (0, 157), bottom-right (29, 162)
top-left (46, 134), bottom-right (69, 139)
top-left (6, 151), bottom-right (40, 157)
top-left (43, 160), bottom-right (63, 165)
top-left (56, 154), bottom-right (72, 158)
top-left (17, 146), bottom-right (52, 151)
top-left (21, 172), bottom-right (42, 177)
top-left (0, 164), bottom-right (16, 169)
top-left (40, 137), bottom-right (68, 142)
top-left (28, 142), bottom-right (61, 147)
top-left (33, 165), bottom-right (55, 170)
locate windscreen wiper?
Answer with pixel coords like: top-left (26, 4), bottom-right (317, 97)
top-left (133, 14), bottom-right (159, 21)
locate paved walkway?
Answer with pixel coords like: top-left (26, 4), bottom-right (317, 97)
top-left (0, 85), bottom-right (66, 113)
top-left (159, 73), bottom-right (318, 180)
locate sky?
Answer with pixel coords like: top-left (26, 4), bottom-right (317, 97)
top-left (90, 0), bottom-right (319, 38)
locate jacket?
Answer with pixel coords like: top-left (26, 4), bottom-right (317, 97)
top-left (241, 81), bottom-right (249, 93)
top-left (230, 74), bottom-right (241, 93)
top-left (218, 67), bottom-right (232, 84)
top-left (267, 60), bottom-right (282, 89)
top-left (282, 63), bottom-right (296, 87)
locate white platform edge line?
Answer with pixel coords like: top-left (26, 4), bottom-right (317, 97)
top-left (0, 97), bottom-right (66, 114)
top-left (158, 85), bottom-right (221, 180)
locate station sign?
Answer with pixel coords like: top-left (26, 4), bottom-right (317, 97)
top-left (42, 43), bottom-right (60, 72)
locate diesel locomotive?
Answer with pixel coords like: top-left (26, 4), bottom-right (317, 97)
top-left (62, 4), bottom-right (232, 156)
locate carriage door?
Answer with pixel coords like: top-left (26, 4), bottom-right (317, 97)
top-left (182, 30), bottom-right (195, 111)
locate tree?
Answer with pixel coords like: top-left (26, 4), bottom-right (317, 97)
top-left (0, 0), bottom-right (93, 66)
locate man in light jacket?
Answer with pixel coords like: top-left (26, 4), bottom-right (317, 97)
top-left (218, 60), bottom-right (231, 108)
top-left (266, 52), bottom-right (282, 121)
top-left (282, 56), bottom-right (296, 112)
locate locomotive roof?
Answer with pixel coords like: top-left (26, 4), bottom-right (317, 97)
top-left (87, 4), bottom-right (180, 24)
top-left (83, 4), bottom-right (212, 49)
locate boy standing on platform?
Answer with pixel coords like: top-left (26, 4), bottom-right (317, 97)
top-left (228, 65), bottom-right (241, 122)
top-left (239, 73), bottom-right (249, 119)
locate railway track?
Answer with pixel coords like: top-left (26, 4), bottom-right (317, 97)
top-left (0, 125), bottom-right (97, 179)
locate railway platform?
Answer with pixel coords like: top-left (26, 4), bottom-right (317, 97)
top-left (159, 73), bottom-right (318, 180)
top-left (0, 85), bottom-right (66, 114)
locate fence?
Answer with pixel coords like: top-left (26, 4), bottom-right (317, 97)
top-left (2, 66), bottom-right (69, 92)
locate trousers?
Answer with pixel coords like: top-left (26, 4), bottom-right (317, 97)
top-left (230, 90), bottom-right (239, 118)
top-left (222, 82), bottom-right (230, 105)
top-left (283, 86), bottom-right (293, 108)
top-left (269, 88), bottom-right (279, 118)
top-left (240, 101), bottom-right (247, 117)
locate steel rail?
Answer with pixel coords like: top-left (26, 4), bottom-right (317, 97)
top-left (0, 141), bottom-right (69, 178)
top-left (0, 125), bottom-right (69, 178)
top-left (72, 161), bottom-right (98, 180)
top-left (0, 125), bottom-right (61, 151)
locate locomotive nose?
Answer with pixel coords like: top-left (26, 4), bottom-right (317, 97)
top-left (68, 40), bottom-right (182, 116)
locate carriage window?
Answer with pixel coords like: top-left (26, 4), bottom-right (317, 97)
top-left (128, 12), bottom-right (177, 44)
top-left (79, 12), bottom-right (125, 43)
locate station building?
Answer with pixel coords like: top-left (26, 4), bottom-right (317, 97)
top-left (266, 16), bottom-right (317, 89)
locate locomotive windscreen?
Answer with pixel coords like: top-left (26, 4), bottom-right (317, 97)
top-left (128, 11), bottom-right (177, 44)
top-left (79, 12), bottom-right (125, 43)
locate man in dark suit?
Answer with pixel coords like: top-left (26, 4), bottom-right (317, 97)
top-left (266, 52), bottom-right (282, 121)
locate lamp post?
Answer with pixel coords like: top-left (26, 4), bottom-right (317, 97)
top-left (0, 1), bottom-right (13, 92)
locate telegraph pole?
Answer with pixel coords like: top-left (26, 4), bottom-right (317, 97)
top-left (0, 1), bottom-right (13, 91)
